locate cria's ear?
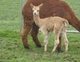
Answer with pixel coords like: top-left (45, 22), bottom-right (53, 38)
top-left (30, 3), bottom-right (34, 8)
top-left (39, 3), bottom-right (43, 8)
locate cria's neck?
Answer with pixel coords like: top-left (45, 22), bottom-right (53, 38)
top-left (33, 14), bottom-right (41, 27)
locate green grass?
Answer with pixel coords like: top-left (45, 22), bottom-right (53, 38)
top-left (0, 0), bottom-right (80, 62)
top-left (0, 31), bottom-right (80, 62)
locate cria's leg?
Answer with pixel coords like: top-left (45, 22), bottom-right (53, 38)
top-left (57, 35), bottom-right (63, 52)
top-left (51, 38), bottom-right (59, 54)
top-left (63, 32), bottom-right (69, 54)
top-left (31, 23), bottom-right (42, 47)
top-left (44, 34), bottom-right (49, 53)
top-left (41, 29), bottom-right (49, 53)
top-left (51, 31), bottom-right (60, 54)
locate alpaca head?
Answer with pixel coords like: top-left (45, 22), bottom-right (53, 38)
top-left (30, 3), bottom-right (43, 15)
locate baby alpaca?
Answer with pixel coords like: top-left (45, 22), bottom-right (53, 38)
top-left (30, 3), bottom-right (69, 54)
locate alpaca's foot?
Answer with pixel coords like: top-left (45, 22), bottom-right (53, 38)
top-left (44, 50), bottom-right (47, 54)
top-left (51, 51), bottom-right (54, 55)
top-left (36, 44), bottom-right (42, 48)
top-left (57, 47), bottom-right (63, 52)
top-left (58, 49), bottom-right (63, 53)
top-left (24, 45), bottom-right (30, 49)
top-left (65, 51), bottom-right (68, 54)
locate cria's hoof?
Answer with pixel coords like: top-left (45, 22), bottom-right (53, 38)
top-left (66, 51), bottom-right (68, 54)
top-left (51, 51), bottom-right (54, 54)
top-left (44, 51), bottom-right (47, 54)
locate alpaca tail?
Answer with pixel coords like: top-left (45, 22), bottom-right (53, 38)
top-left (63, 20), bottom-right (68, 28)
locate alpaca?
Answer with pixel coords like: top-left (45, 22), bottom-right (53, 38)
top-left (21, 0), bottom-right (80, 52)
top-left (30, 3), bottom-right (69, 53)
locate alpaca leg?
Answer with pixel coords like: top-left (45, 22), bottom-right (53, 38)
top-left (51, 31), bottom-right (60, 54)
top-left (21, 24), bottom-right (32, 49)
top-left (44, 33), bottom-right (49, 53)
top-left (63, 33), bottom-right (69, 53)
top-left (51, 38), bottom-right (59, 54)
top-left (41, 29), bottom-right (49, 52)
top-left (31, 24), bottom-right (42, 47)
top-left (57, 36), bottom-right (62, 52)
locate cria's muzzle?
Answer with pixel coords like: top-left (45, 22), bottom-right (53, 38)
top-left (33, 10), bottom-right (38, 15)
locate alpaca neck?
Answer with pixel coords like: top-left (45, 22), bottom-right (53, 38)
top-left (33, 14), bottom-right (41, 27)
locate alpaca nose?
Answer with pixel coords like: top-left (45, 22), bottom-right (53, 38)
top-left (33, 12), bottom-right (37, 15)
top-left (33, 10), bottom-right (37, 15)
top-left (34, 12), bottom-right (36, 15)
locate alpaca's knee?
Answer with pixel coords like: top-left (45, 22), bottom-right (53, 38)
top-left (54, 39), bottom-right (59, 46)
top-left (31, 29), bottom-right (38, 37)
top-left (44, 34), bottom-right (48, 42)
top-left (21, 30), bottom-right (26, 38)
top-left (64, 38), bottom-right (69, 45)
top-left (44, 40), bottom-right (48, 45)
top-left (65, 40), bottom-right (68, 45)
top-left (21, 28), bottom-right (24, 36)
top-left (54, 39), bottom-right (59, 49)
top-left (21, 28), bottom-right (29, 40)
top-left (65, 40), bottom-right (68, 48)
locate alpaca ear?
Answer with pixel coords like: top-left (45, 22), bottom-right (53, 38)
top-left (30, 3), bottom-right (34, 8)
top-left (39, 3), bottom-right (43, 7)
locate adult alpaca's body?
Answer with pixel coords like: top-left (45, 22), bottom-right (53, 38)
top-left (21, 0), bottom-right (80, 51)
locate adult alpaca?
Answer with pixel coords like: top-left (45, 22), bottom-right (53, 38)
top-left (21, 0), bottom-right (80, 52)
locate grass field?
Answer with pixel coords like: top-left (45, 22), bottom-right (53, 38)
top-left (0, 0), bottom-right (80, 62)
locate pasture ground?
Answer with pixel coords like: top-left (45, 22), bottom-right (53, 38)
top-left (0, 0), bottom-right (80, 62)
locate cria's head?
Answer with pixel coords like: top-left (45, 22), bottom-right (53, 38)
top-left (30, 3), bottom-right (43, 15)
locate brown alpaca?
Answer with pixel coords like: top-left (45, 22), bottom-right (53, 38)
top-left (21, 0), bottom-right (80, 51)
top-left (30, 3), bottom-right (69, 53)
